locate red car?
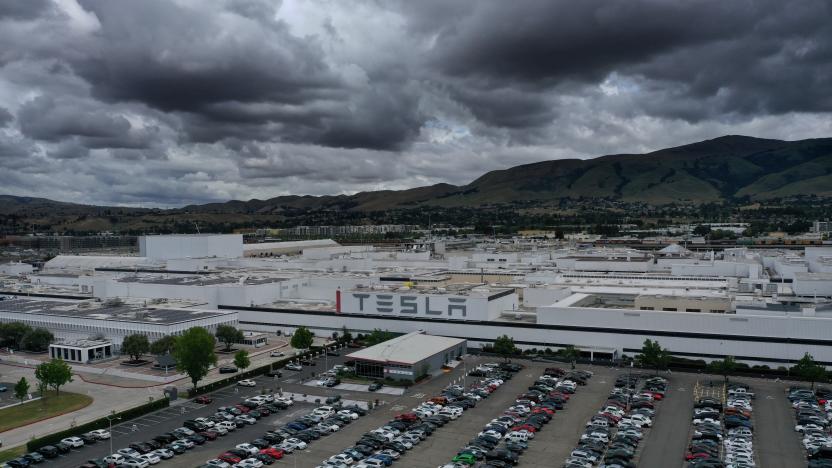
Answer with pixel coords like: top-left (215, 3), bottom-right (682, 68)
top-left (194, 396), bottom-right (213, 404)
top-left (533, 407), bottom-right (554, 415)
top-left (549, 391), bottom-right (570, 400)
top-left (685, 452), bottom-right (713, 461)
top-left (395, 413), bottom-right (419, 422)
top-left (218, 453), bottom-right (242, 464)
top-left (234, 404), bottom-right (251, 413)
top-left (511, 424), bottom-right (537, 433)
top-left (199, 430), bottom-right (218, 440)
top-left (260, 447), bottom-right (285, 460)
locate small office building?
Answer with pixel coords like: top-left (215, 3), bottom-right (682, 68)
top-left (347, 331), bottom-right (467, 382)
top-left (49, 339), bottom-right (113, 363)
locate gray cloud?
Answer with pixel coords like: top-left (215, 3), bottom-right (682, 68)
top-left (0, 0), bottom-right (830, 207)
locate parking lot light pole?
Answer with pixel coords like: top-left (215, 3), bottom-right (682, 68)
top-left (108, 415), bottom-right (121, 456)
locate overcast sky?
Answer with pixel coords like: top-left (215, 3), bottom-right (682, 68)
top-left (1, 0), bottom-right (831, 207)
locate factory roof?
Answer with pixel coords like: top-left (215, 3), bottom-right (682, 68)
top-left (243, 239), bottom-right (340, 251)
top-left (0, 298), bottom-right (232, 325)
top-left (115, 274), bottom-right (286, 286)
top-left (346, 331), bottom-right (466, 365)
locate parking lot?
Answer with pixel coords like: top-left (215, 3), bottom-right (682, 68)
top-left (30, 353), bottom-right (810, 468)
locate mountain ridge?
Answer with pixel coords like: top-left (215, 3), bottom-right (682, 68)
top-left (3, 135), bottom-right (832, 216)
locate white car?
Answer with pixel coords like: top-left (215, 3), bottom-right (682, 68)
top-left (205, 461), bottom-right (231, 468)
top-left (238, 379), bottom-right (257, 387)
top-left (236, 443), bottom-right (260, 456)
top-left (285, 363), bottom-right (303, 371)
top-left (338, 409), bottom-right (359, 420)
top-left (329, 454), bottom-right (354, 465)
top-left (796, 423), bottom-right (825, 433)
top-left (105, 454), bottom-right (127, 465)
top-left (355, 460), bottom-right (385, 468)
top-left (236, 459), bottom-right (264, 468)
top-left (61, 436), bottom-right (85, 448)
top-left (275, 396), bottom-right (294, 406)
top-left (236, 415), bottom-right (256, 425)
top-left (392, 437), bottom-right (413, 449)
top-left (270, 350), bottom-right (285, 357)
top-left (153, 448), bottom-right (174, 460)
top-left (123, 459), bottom-right (150, 468)
top-left (194, 417), bottom-right (215, 428)
top-left (137, 453), bottom-right (161, 465)
top-left (88, 429), bottom-right (112, 440)
top-left (212, 424), bottom-right (228, 435)
top-left (217, 421), bottom-right (236, 431)
top-left (118, 448), bottom-right (142, 458)
top-left (284, 438), bottom-right (308, 450)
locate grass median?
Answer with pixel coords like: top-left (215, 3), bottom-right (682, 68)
top-left (0, 391), bottom-right (93, 433)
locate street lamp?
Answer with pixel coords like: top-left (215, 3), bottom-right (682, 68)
top-left (107, 414), bottom-right (121, 456)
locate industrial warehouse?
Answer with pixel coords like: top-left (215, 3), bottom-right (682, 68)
top-left (2, 234), bottom-right (832, 367)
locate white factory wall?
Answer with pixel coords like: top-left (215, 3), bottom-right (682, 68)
top-left (92, 278), bottom-right (284, 308)
top-left (235, 307), bottom-right (832, 367)
top-left (339, 290), bottom-right (514, 321)
top-left (670, 261), bottom-right (760, 279)
top-left (792, 275), bottom-right (832, 297)
top-left (806, 247), bottom-right (832, 262)
top-left (573, 260), bottom-right (652, 272)
top-left (0, 263), bottom-right (34, 275)
top-left (773, 258), bottom-right (808, 280)
top-left (0, 310), bottom-right (237, 348)
top-left (139, 234), bottom-right (243, 260)
top-left (523, 287), bottom-right (574, 307)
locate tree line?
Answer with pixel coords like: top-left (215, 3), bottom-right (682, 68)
top-left (0, 322), bottom-right (55, 352)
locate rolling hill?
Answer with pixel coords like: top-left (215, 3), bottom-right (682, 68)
top-left (3, 135), bottom-right (832, 220)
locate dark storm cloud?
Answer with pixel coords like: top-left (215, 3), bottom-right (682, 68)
top-left (66, 0), bottom-right (419, 151)
top-left (0, 0), bottom-right (53, 20)
top-left (1, 0), bottom-right (831, 207)
top-left (0, 107), bottom-right (12, 127)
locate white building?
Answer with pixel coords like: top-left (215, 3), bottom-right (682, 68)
top-left (139, 234), bottom-right (243, 260)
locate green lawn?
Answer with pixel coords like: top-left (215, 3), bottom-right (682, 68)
top-left (0, 391), bottom-right (93, 433)
top-left (0, 445), bottom-right (26, 462)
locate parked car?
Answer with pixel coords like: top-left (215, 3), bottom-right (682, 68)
top-left (219, 366), bottom-right (238, 374)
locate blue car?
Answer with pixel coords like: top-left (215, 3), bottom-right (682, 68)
top-left (286, 422), bottom-right (307, 431)
top-left (369, 454), bottom-right (393, 466)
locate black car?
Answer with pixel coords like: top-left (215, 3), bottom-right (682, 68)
top-left (154, 433), bottom-right (177, 444)
top-left (22, 453), bottom-right (44, 464)
top-left (251, 438), bottom-right (270, 449)
top-left (325, 394), bottom-right (342, 404)
top-left (79, 433), bottom-right (98, 445)
top-left (187, 434), bottom-right (207, 445)
top-left (368, 382), bottom-right (383, 391)
top-left (37, 446), bottom-right (59, 459)
top-left (6, 458), bottom-right (30, 468)
top-left (219, 366), bottom-right (238, 374)
top-left (54, 442), bottom-right (71, 454)
top-left (129, 443), bottom-right (154, 454)
top-left (253, 453), bottom-right (275, 465)
top-left (343, 405), bottom-right (367, 416)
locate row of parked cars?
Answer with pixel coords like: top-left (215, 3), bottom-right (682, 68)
top-left (566, 373), bottom-right (664, 468)
top-left (207, 398), bottom-right (367, 468)
top-left (790, 385), bottom-right (832, 467)
top-left (1, 430), bottom-right (112, 467)
top-left (450, 365), bottom-right (569, 467)
top-left (686, 382), bottom-right (755, 468)
top-left (311, 361), bottom-right (520, 468)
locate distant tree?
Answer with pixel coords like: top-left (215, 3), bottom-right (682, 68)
top-left (560, 345), bottom-right (581, 363)
top-left (708, 356), bottom-right (737, 383)
top-left (792, 352), bottom-right (828, 389)
top-left (121, 334), bottom-right (150, 362)
top-left (35, 359), bottom-right (73, 396)
top-left (215, 325), bottom-right (244, 352)
top-left (693, 225), bottom-right (711, 236)
top-left (233, 350), bottom-right (251, 371)
top-left (636, 339), bottom-right (671, 375)
top-left (21, 328), bottom-right (54, 352)
top-left (341, 326), bottom-right (353, 343)
top-left (0, 322), bottom-right (33, 349)
top-left (364, 329), bottom-right (397, 346)
top-left (150, 336), bottom-right (177, 355)
top-left (14, 377), bottom-right (29, 404)
top-left (493, 335), bottom-right (517, 362)
top-left (290, 327), bottom-right (314, 350)
top-left (174, 328), bottom-right (218, 390)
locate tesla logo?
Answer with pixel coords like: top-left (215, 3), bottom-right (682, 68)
top-left (352, 294), bottom-right (466, 317)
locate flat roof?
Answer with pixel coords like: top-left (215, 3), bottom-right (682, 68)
top-left (51, 339), bottom-right (111, 348)
top-left (0, 298), bottom-right (232, 325)
top-left (116, 275), bottom-right (286, 286)
top-left (347, 331), bottom-right (466, 365)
